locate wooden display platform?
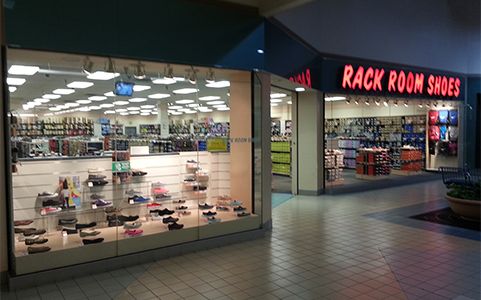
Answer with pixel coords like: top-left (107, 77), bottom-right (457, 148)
top-left (391, 169), bottom-right (422, 176)
top-left (355, 174), bottom-right (389, 180)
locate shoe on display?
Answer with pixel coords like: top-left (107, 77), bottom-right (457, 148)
top-left (40, 207), bottom-right (62, 215)
top-left (128, 195), bottom-right (151, 203)
top-left (184, 176), bottom-right (196, 182)
top-left (151, 214), bottom-right (162, 221)
top-left (27, 246), bottom-right (51, 254)
top-left (90, 193), bottom-right (105, 200)
top-left (237, 212), bottom-right (251, 217)
top-left (124, 229), bottom-right (143, 237)
top-left (152, 187), bottom-right (169, 195)
top-left (186, 160), bottom-right (197, 164)
top-left (178, 211), bottom-right (191, 216)
top-left (155, 193), bottom-right (172, 200)
top-left (173, 199), bottom-right (186, 204)
top-left (231, 200), bottom-right (242, 206)
top-left (108, 219), bottom-right (124, 227)
top-left (110, 215), bottom-right (140, 222)
top-left (18, 235), bottom-right (39, 242)
top-left (25, 238), bottom-right (48, 245)
top-left (198, 203), bottom-right (213, 210)
top-left (193, 186), bottom-right (207, 191)
top-left (215, 206), bottom-right (229, 211)
top-left (88, 174), bottom-right (106, 180)
top-left (147, 203), bottom-right (162, 208)
top-left (168, 222), bottom-right (184, 231)
top-left (38, 192), bottom-right (57, 197)
top-left (92, 198), bottom-right (112, 207)
top-left (218, 195), bottom-right (232, 201)
top-left (150, 208), bottom-right (174, 216)
top-left (42, 199), bottom-right (63, 207)
top-left (62, 228), bottom-right (78, 235)
top-left (207, 217), bottom-right (221, 224)
top-left (75, 222), bottom-right (97, 229)
top-left (123, 222), bottom-right (142, 229)
top-left (175, 206), bottom-right (188, 210)
top-left (131, 170), bottom-right (148, 176)
top-left (88, 179), bottom-right (108, 186)
top-left (82, 238), bottom-right (104, 245)
top-left (202, 211), bottom-right (217, 217)
top-left (58, 218), bottom-right (78, 225)
top-left (15, 227), bottom-right (35, 234)
top-left (79, 230), bottom-right (101, 237)
top-left (233, 206), bottom-right (246, 212)
top-left (105, 207), bottom-right (121, 214)
top-left (125, 189), bottom-right (141, 195)
top-left (162, 216), bottom-right (179, 224)
top-left (23, 229), bottom-right (46, 236)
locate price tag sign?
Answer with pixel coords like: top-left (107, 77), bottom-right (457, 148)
top-left (207, 138), bottom-right (228, 152)
top-left (91, 204), bottom-right (97, 209)
top-left (129, 199), bottom-right (134, 205)
top-left (88, 182), bottom-right (93, 188)
top-left (112, 161), bottom-right (131, 172)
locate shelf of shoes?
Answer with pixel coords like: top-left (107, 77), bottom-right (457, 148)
top-left (271, 136), bottom-right (291, 176)
top-left (355, 148), bottom-right (391, 179)
top-left (325, 149), bottom-right (344, 184)
top-left (12, 117), bottom-right (94, 137)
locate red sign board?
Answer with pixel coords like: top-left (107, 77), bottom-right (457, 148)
top-left (289, 68), bottom-right (312, 88)
top-left (341, 64), bottom-right (461, 98)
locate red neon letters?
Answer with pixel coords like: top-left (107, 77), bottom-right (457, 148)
top-left (341, 64), bottom-right (461, 98)
top-left (289, 68), bottom-right (312, 88)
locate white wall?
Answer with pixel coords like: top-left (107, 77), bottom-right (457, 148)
top-left (325, 101), bottom-right (428, 118)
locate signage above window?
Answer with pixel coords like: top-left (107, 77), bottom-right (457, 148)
top-left (340, 64), bottom-right (462, 99)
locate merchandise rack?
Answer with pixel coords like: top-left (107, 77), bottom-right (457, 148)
top-left (325, 149), bottom-right (344, 184)
top-left (271, 138), bottom-right (291, 176)
top-left (355, 148), bottom-right (391, 178)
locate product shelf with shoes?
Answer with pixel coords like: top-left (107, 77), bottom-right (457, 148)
top-left (391, 147), bottom-right (424, 175)
top-left (338, 137), bottom-right (361, 169)
top-left (355, 148), bottom-right (391, 179)
top-left (271, 137), bottom-right (291, 176)
top-left (325, 149), bottom-right (344, 185)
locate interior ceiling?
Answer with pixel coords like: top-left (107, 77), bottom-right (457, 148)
top-left (7, 49), bottom-right (242, 116)
top-left (216, 0), bottom-right (315, 16)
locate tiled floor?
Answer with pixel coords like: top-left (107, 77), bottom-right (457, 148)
top-left (2, 181), bottom-right (480, 300)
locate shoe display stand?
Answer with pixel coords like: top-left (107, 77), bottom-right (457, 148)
top-left (337, 138), bottom-right (361, 169)
top-left (271, 137), bottom-right (291, 176)
top-left (391, 147), bottom-right (423, 176)
top-left (325, 150), bottom-right (344, 185)
top-left (11, 152), bottom-right (259, 275)
top-left (355, 148), bottom-right (391, 179)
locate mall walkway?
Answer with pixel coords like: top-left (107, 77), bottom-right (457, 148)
top-left (2, 181), bottom-right (480, 300)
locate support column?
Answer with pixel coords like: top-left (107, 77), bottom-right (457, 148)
top-left (297, 91), bottom-right (323, 195)
top-left (158, 101), bottom-right (169, 138)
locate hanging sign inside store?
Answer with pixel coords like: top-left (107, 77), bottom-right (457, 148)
top-left (340, 64), bottom-right (463, 99)
top-left (207, 138), bottom-right (228, 152)
top-left (112, 161), bottom-right (131, 172)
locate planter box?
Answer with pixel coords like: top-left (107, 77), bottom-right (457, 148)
top-left (446, 195), bottom-right (481, 220)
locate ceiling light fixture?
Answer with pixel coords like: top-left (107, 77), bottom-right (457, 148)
top-left (295, 87), bottom-right (305, 92)
top-left (133, 61), bottom-right (146, 80)
top-left (187, 104), bottom-right (200, 108)
top-left (88, 96), bottom-right (107, 101)
top-left (7, 77), bottom-right (26, 86)
top-left (418, 102), bottom-right (423, 108)
top-left (120, 112), bottom-right (129, 116)
top-left (425, 102), bottom-right (430, 108)
top-left (53, 88), bottom-right (75, 95)
top-left (76, 100), bottom-right (92, 104)
top-left (34, 98), bottom-right (50, 104)
top-left (151, 111), bottom-right (159, 115)
top-left (104, 91), bottom-right (115, 97)
top-left (127, 107), bottom-right (141, 111)
top-left (325, 96), bottom-right (346, 101)
top-left (206, 80), bottom-right (230, 88)
top-left (129, 111), bottom-right (140, 115)
top-left (67, 81), bottom-right (94, 89)
top-left (375, 99), bottom-right (381, 106)
top-left (207, 100), bottom-right (225, 105)
top-left (270, 103), bottom-right (279, 106)
top-left (148, 93), bottom-right (170, 99)
top-left (186, 67), bottom-right (198, 85)
top-left (365, 98), bottom-right (370, 106)
top-left (133, 85), bottom-right (151, 92)
top-left (8, 65), bottom-right (39, 75)
top-left (43, 94), bottom-right (61, 99)
top-left (8, 86), bottom-right (17, 93)
top-left (152, 77), bottom-right (176, 84)
top-left (140, 112), bottom-right (150, 116)
top-left (115, 108), bottom-right (128, 112)
top-left (129, 98), bottom-right (147, 103)
top-left (217, 107), bottom-right (230, 111)
top-left (113, 100), bottom-right (129, 106)
top-left (197, 107), bottom-right (213, 112)
top-left (168, 105), bottom-right (183, 109)
top-left (393, 100), bottom-right (398, 107)
top-left (383, 99), bottom-right (388, 107)
top-left (104, 110), bottom-right (116, 114)
top-left (87, 71), bottom-right (120, 80)
top-left (287, 101), bottom-right (292, 105)
top-left (140, 109), bottom-right (152, 113)
top-left (170, 111), bottom-right (182, 115)
top-left (270, 99), bottom-right (282, 103)
top-left (199, 96), bottom-right (220, 101)
top-left (346, 99), bottom-right (351, 105)
top-left (354, 99), bottom-right (359, 105)
top-left (404, 101), bottom-right (408, 107)
top-left (173, 88), bottom-right (199, 95)
top-left (213, 104), bottom-right (227, 108)
top-left (141, 105), bottom-right (155, 109)
top-left (65, 102), bottom-right (79, 107)
top-left (89, 106), bottom-right (102, 110)
top-left (100, 103), bottom-right (114, 108)
top-left (176, 99), bottom-right (195, 104)
top-left (49, 107), bottom-right (62, 111)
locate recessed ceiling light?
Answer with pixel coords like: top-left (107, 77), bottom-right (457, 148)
top-left (133, 85), bottom-right (151, 92)
top-left (100, 103), bottom-right (114, 108)
top-left (187, 104), bottom-right (199, 107)
top-left (207, 100), bottom-right (224, 105)
top-left (177, 108), bottom-right (192, 112)
top-left (205, 81), bottom-right (230, 88)
top-left (127, 107), bottom-right (141, 111)
top-left (7, 77), bottom-right (26, 86)
top-left (87, 71), bottom-right (120, 80)
top-left (151, 111), bottom-right (159, 115)
top-left (89, 106), bottom-right (102, 110)
top-left (287, 101), bottom-right (292, 105)
top-left (325, 96), bottom-right (346, 101)
top-left (43, 94), bottom-right (61, 99)
top-left (199, 96), bottom-right (221, 101)
top-left (79, 107), bottom-right (91, 112)
top-left (174, 76), bottom-right (185, 82)
top-left (167, 110), bottom-right (176, 113)
top-left (8, 65), bottom-right (39, 75)
top-left (34, 98), bottom-right (50, 103)
top-left (140, 105), bottom-right (155, 109)
top-left (49, 107), bottom-right (62, 111)
top-left (198, 107), bottom-right (213, 112)
top-left (88, 96), bottom-right (107, 101)
top-left (212, 104), bottom-right (227, 108)
top-left (217, 107), bottom-right (230, 111)
top-left (27, 101), bottom-right (38, 106)
top-left (76, 100), bottom-right (92, 104)
top-left (152, 77), bottom-right (176, 85)
top-left (176, 99), bottom-right (195, 104)
top-left (168, 106), bottom-right (183, 109)
top-left (184, 110), bottom-right (197, 114)
top-left (104, 91), bottom-right (115, 97)
top-left (115, 108), bottom-right (128, 112)
top-left (148, 93), bottom-right (170, 99)
top-left (113, 100), bottom-right (129, 106)
top-left (173, 88), bottom-right (199, 95)
top-left (120, 112), bottom-right (129, 116)
top-left (270, 93), bottom-right (287, 98)
top-left (257, 49), bottom-right (264, 54)
top-left (295, 87), bottom-right (305, 92)
top-left (104, 110), bottom-right (116, 114)
top-left (170, 111), bottom-right (182, 115)
top-left (129, 98), bottom-right (147, 103)
top-left (65, 102), bottom-right (79, 107)
top-left (67, 81), bottom-right (94, 89)
top-left (53, 88), bottom-right (75, 95)
top-left (129, 111), bottom-right (140, 115)
top-left (8, 86), bottom-right (17, 93)
top-left (140, 109), bottom-right (152, 113)
top-left (270, 103), bottom-right (279, 106)
top-left (140, 112), bottom-right (150, 116)
top-left (270, 99), bottom-right (282, 103)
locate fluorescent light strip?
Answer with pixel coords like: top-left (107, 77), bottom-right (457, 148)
top-left (173, 88), bottom-right (199, 95)
top-left (87, 71), bottom-right (120, 80)
top-left (176, 99), bottom-right (195, 104)
top-left (88, 96), bottom-right (107, 101)
top-left (198, 96), bottom-right (221, 101)
top-left (133, 85), bottom-right (151, 92)
top-left (76, 100), bottom-right (91, 104)
top-left (7, 77), bottom-right (26, 86)
top-left (148, 93), bottom-right (170, 99)
top-left (8, 65), bottom-right (39, 75)
top-left (207, 100), bottom-right (224, 105)
top-left (67, 81), bottom-right (94, 89)
top-left (53, 88), bottom-right (75, 95)
top-left (205, 81), bottom-right (230, 88)
top-left (152, 78), bottom-right (176, 84)
top-left (113, 101), bottom-right (129, 106)
top-left (8, 86), bottom-right (17, 93)
top-left (270, 93), bottom-right (287, 98)
top-left (140, 105), bottom-right (155, 109)
top-left (129, 98), bottom-right (147, 103)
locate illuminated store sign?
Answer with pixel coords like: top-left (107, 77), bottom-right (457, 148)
top-left (289, 68), bottom-right (312, 88)
top-left (341, 64), bottom-right (462, 98)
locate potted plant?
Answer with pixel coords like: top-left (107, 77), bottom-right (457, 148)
top-left (446, 182), bottom-right (481, 220)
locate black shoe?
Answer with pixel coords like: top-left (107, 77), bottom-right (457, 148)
top-left (108, 219), bottom-right (124, 227)
top-left (162, 216), bottom-right (179, 224)
top-left (233, 206), bottom-right (246, 212)
top-left (150, 208), bottom-right (174, 216)
top-left (173, 199), bottom-right (186, 204)
top-left (58, 218), bottom-right (78, 225)
top-left (25, 238), bottom-right (48, 245)
top-left (202, 211), bottom-right (217, 216)
top-left (237, 212), bottom-right (251, 217)
top-left (131, 170), bottom-right (147, 176)
top-left (23, 229), bottom-right (46, 236)
top-left (175, 206), bottom-right (188, 210)
top-left (198, 203), bottom-right (213, 210)
top-left (75, 222), bottom-right (96, 229)
top-left (216, 206), bottom-right (229, 211)
top-left (27, 246), bottom-right (51, 254)
top-left (168, 222), bottom-right (184, 230)
top-left (88, 180), bottom-right (108, 186)
top-left (62, 228), bottom-right (78, 235)
top-left (42, 199), bottom-right (63, 207)
top-left (118, 215), bottom-right (139, 222)
top-left (14, 220), bottom-right (34, 226)
top-left (82, 238), bottom-right (104, 245)
top-left (88, 174), bottom-right (106, 180)
top-left (15, 227), bottom-right (35, 234)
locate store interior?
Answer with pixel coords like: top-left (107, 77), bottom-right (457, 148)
top-left (7, 49), bottom-right (260, 274)
top-left (324, 94), bottom-right (460, 191)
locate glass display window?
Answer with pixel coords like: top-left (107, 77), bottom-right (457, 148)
top-left (6, 48), bottom-right (261, 275)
